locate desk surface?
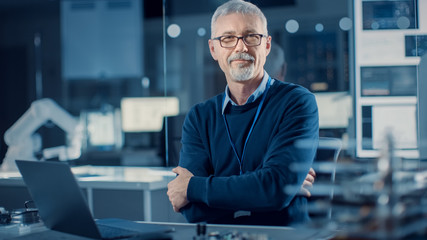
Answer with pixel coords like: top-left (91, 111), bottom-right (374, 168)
top-left (153, 222), bottom-right (336, 240)
top-left (4, 220), bottom-right (427, 240)
top-left (2, 165), bottom-right (427, 239)
top-left (0, 165), bottom-right (181, 222)
top-left (0, 221), bottom-right (336, 240)
top-left (0, 165), bottom-right (175, 190)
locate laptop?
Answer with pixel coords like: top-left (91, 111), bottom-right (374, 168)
top-left (15, 160), bottom-right (173, 239)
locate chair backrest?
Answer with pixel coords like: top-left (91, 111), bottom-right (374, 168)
top-left (158, 114), bottom-right (186, 167)
top-left (309, 137), bottom-right (342, 220)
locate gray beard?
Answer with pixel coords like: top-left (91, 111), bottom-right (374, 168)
top-left (230, 63), bottom-right (254, 81)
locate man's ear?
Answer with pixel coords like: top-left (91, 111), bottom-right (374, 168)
top-left (209, 39), bottom-right (218, 61)
top-left (265, 36), bottom-right (272, 56)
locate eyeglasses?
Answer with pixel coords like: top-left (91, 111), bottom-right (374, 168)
top-left (212, 34), bottom-right (267, 48)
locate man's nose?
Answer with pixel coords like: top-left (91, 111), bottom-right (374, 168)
top-left (234, 38), bottom-right (248, 52)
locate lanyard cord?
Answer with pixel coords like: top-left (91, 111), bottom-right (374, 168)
top-left (223, 77), bottom-right (272, 175)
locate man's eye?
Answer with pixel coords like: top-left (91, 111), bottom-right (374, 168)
top-left (221, 36), bottom-right (236, 42)
top-left (246, 35), bottom-right (259, 40)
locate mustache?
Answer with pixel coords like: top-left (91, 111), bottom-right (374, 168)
top-left (227, 53), bottom-right (255, 64)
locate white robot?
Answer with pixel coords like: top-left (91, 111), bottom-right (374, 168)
top-left (2, 98), bottom-right (82, 171)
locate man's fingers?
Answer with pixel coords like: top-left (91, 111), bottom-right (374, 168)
top-left (299, 187), bottom-right (311, 198)
top-left (309, 167), bottom-right (316, 177)
top-left (303, 180), bottom-right (313, 188)
top-left (305, 174), bottom-right (315, 184)
top-left (299, 170), bottom-right (315, 198)
top-left (167, 168), bottom-right (191, 212)
top-left (172, 166), bottom-right (193, 177)
top-left (172, 166), bottom-right (182, 174)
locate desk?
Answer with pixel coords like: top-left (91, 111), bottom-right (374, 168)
top-left (0, 166), bottom-right (184, 222)
top-left (4, 219), bottom-right (427, 240)
top-left (0, 221), bottom-right (336, 240)
top-left (152, 222), bottom-right (336, 240)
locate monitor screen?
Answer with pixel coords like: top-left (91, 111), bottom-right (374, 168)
top-left (121, 97), bottom-right (179, 132)
top-left (82, 109), bottom-right (123, 151)
top-left (405, 35), bottom-right (427, 57)
top-left (362, 0), bottom-right (418, 30)
top-left (372, 104), bottom-right (417, 150)
top-left (361, 105), bottom-right (417, 151)
top-left (314, 92), bottom-right (352, 129)
top-left (361, 66), bottom-right (417, 96)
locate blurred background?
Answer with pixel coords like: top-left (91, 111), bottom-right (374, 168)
top-left (0, 0), bottom-right (356, 168)
top-left (0, 0), bottom-right (426, 166)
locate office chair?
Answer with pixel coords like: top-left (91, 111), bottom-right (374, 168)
top-left (158, 114), bottom-right (186, 167)
top-left (308, 137), bottom-right (342, 220)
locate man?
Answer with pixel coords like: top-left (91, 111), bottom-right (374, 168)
top-left (265, 41), bottom-right (287, 82)
top-left (167, 0), bottom-right (318, 226)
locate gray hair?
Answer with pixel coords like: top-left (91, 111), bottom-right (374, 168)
top-left (211, 0), bottom-right (268, 38)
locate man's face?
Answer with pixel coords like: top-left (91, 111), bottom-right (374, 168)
top-left (209, 13), bottom-right (271, 82)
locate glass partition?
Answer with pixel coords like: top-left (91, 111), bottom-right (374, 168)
top-left (0, 0), bottom-right (352, 167)
top-left (162, 0), bottom-right (352, 154)
top-left (0, 0), bottom-right (174, 168)
top-left (163, 0), bottom-right (352, 100)
top-left (58, 0), bottom-right (172, 166)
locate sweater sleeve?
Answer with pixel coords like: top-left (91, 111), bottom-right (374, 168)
top-left (186, 90), bottom-right (319, 212)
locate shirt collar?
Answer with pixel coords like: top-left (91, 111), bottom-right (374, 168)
top-left (222, 71), bottom-right (274, 114)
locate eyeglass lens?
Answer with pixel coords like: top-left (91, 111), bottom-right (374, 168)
top-left (220, 35), bottom-right (262, 47)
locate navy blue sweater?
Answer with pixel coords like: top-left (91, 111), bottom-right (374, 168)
top-left (178, 80), bottom-right (319, 226)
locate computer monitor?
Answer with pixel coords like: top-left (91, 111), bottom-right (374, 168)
top-left (81, 108), bottom-right (123, 151)
top-left (120, 97), bottom-right (179, 132)
top-left (314, 92), bottom-right (352, 129)
top-left (362, 0), bottom-right (418, 30)
top-left (360, 65), bottom-right (417, 96)
top-left (372, 104), bottom-right (417, 150)
top-left (405, 35), bottom-right (427, 57)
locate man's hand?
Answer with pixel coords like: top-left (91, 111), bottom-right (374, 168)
top-left (167, 166), bottom-right (194, 212)
top-left (299, 167), bottom-right (316, 198)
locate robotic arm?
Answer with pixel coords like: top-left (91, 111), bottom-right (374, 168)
top-left (2, 98), bottom-right (82, 171)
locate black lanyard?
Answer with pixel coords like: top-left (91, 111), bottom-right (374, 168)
top-left (222, 77), bottom-right (272, 175)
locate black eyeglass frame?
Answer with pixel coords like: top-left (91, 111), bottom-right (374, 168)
top-left (212, 34), bottom-right (268, 48)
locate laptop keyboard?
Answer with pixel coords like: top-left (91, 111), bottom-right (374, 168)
top-left (97, 224), bottom-right (140, 239)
